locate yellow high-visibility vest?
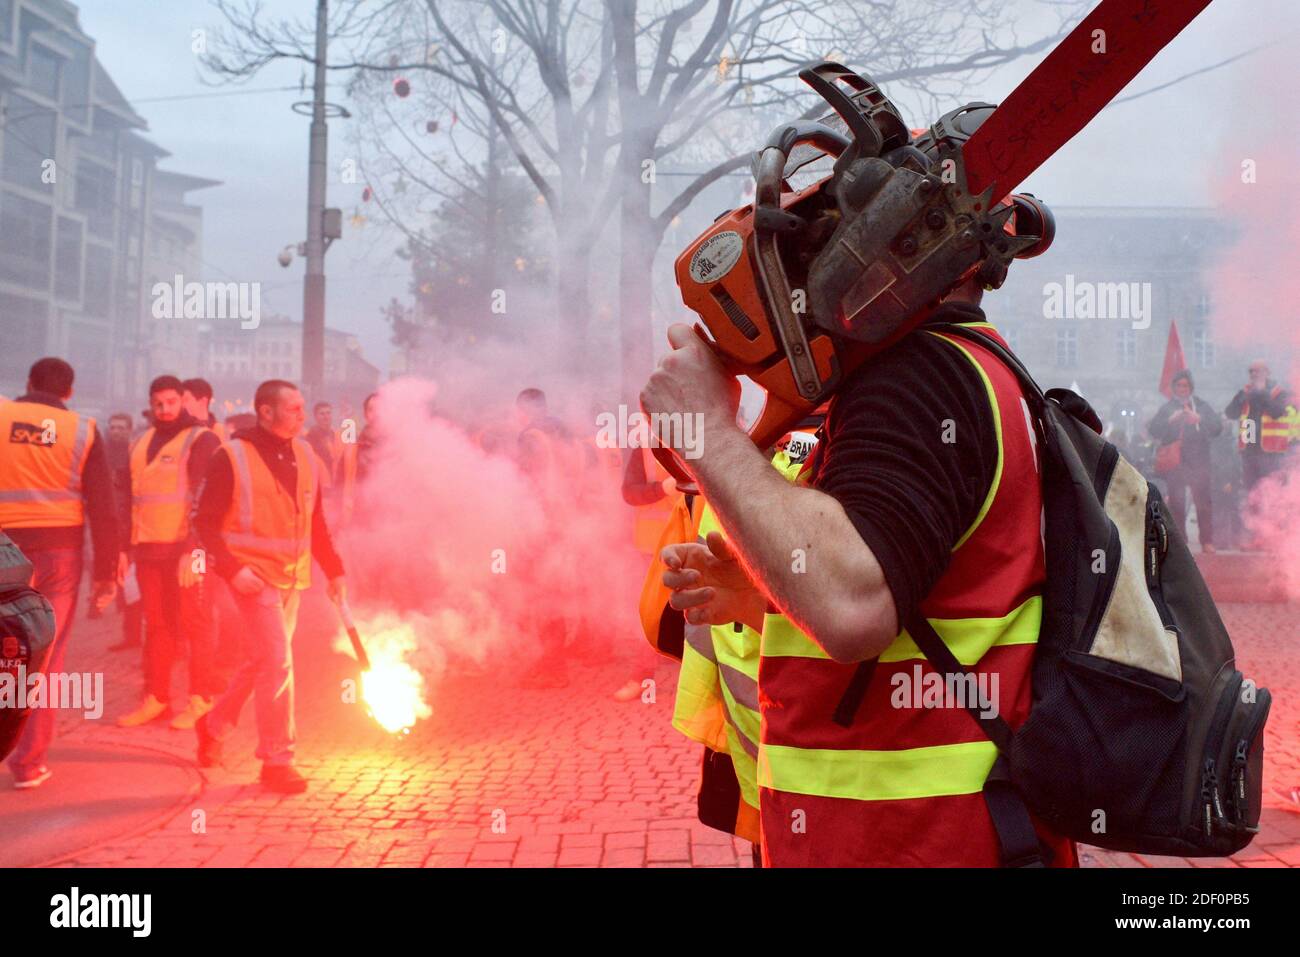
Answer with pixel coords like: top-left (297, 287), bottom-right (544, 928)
top-left (0, 401), bottom-right (95, 529)
top-left (129, 425), bottom-right (205, 545)
top-left (221, 436), bottom-right (318, 589)
top-left (671, 447), bottom-right (808, 844)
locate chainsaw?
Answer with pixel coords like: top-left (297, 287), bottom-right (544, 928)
top-left (655, 0), bottom-right (1212, 485)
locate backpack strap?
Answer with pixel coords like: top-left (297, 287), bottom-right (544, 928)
top-left (930, 322), bottom-right (1046, 409)
top-left (904, 612), bottom-right (1047, 868)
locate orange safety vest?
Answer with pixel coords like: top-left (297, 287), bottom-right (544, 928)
top-left (1237, 388), bottom-right (1291, 453)
top-left (631, 447), bottom-right (675, 555)
top-left (757, 323), bottom-right (1075, 868)
top-left (129, 425), bottom-right (205, 545)
top-left (0, 400), bottom-right (95, 529)
top-left (221, 436), bottom-right (319, 589)
top-left (339, 441), bottom-right (359, 525)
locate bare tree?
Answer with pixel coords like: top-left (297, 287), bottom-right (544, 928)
top-left (206, 0), bottom-right (1088, 388)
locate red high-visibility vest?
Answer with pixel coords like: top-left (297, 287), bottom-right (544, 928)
top-left (757, 323), bottom-right (1076, 868)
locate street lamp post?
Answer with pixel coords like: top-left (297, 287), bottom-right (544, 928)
top-left (292, 0), bottom-right (346, 400)
top-left (301, 0), bottom-right (329, 399)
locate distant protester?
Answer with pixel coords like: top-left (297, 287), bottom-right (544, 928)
top-left (1149, 369), bottom-right (1223, 552)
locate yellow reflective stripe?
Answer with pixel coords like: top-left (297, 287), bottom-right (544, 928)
top-left (761, 595), bottom-right (1041, 662)
top-left (672, 642), bottom-right (729, 753)
top-left (758, 740), bottom-right (998, 802)
top-left (927, 330), bottom-right (1003, 551)
top-left (712, 621), bottom-right (760, 679)
top-left (725, 725), bottom-right (760, 807)
top-left (879, 595), bottom-right (1042, 664)
top-left (719, 677), bottom-right (760, 754)
top-left (761, 612), bottom-right (830, 659)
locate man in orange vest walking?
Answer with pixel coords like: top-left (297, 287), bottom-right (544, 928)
top-left (0, 358), bottom-right (120, 789)
top-left (117, 376), bottom-right (223, 729)
top-left (189, 379), bottom-right (346, 793)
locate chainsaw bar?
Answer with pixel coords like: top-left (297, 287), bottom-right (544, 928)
top-left (962, 0), bottom-right (1213, 198)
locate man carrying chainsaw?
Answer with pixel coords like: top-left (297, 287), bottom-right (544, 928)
top-left (642, 3), bottom-right (1217, 865)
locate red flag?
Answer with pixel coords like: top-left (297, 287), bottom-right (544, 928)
top-left (1159, 320), bottom-right (1187, 398)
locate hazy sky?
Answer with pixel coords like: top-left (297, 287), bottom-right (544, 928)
top-left (74, 0), bottom-right (1295, 373)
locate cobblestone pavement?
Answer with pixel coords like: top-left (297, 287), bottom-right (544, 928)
top-left (2, 591), bottom-right (1295, 868)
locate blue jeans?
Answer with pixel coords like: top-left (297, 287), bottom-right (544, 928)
top-left (7, 547), bottom-right (83, 777)
top-left (205, 581), bottom-right (301, 767)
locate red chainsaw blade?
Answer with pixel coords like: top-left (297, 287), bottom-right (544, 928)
top-left (962, 0), bottom-right (1212, 197)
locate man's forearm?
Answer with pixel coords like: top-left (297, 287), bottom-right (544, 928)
top-left (689, 418), bottom-right (897, 659)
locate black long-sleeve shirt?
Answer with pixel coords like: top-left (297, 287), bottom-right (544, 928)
top-left (807, 303), bottom-right (999, 624)
top-left (4, 391), bottom-right (119, 580)
top-left (190, 425), bottom-right (344, 582)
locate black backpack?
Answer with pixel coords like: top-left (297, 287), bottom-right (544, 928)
top-left (0, 532), bottom-right (57, 762)
top-left (839, 323), bottom-right (1272, 865)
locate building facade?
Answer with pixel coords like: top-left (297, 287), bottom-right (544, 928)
top-left (0, 0), bottom-right (216, 412)
top-left (199, 315), bottom-right (380, 416)
top-left (993, 206), bottom-right (1279, 442)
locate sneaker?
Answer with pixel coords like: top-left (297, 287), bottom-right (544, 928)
top-left (12, 766), bottom-right (52, 789)
top-left (194, 713), bottom-right (223, 768)
top-left (612, 679), bottom-right (644, 702)
top-left (170, 694), bottom-right (214, 730)
top-left (260, 764), bottom-right (308, 794)
top-left (116, 694), bottom-right (168, 728)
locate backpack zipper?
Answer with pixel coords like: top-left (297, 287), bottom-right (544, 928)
top-left (1145, 499), bottom-right (1176, 630)
top-left (1198, 672), bottom-right (1243, 839)
top-left (1231, 741), bottom-right (1248, 826)
top-left (1227, 687), bottom-right (1272, 828)
top-left (1201, 758), bottom-right (1225, 838)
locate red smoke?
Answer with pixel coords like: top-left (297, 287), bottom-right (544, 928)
top-left (1204, 39), bottom-right (1300, 590)
top-left (335, 375), bottom-right (648, 686)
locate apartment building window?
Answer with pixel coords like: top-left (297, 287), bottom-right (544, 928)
top-left (1193, 327), bottom-right (1215, 369)
top-left (61, 40), bottom-right (91, 127)
top-left (54, 216), bottom-right (82, 302)
top-left (67, 321), bottom-right (109, 397)
top-left (1055, 326), bottom-right (1078, 368)
top-left (1116, 327), bottom-right (1137, 368)
top-left (74, 160), bottom-right (116, 239)
top-left (26, 43), bottom-right (61, 100)
top-left (2, 95), bottom-right (56, 193)
top-left (0, 190), bottom-right (51, 288)
top-left (83, 242), bottom-right (113, 312)
top-left (1195, 290), bottom-right (1211, 319)
top-left (0, 291), bottom-right (46, 381)
top-left (0, 1), bottom-right (13, 47)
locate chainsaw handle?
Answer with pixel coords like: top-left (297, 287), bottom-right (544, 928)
top-left (648, 322), bottom-right (813, 492)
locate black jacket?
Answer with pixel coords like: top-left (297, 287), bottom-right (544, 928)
top-left (1148, 395), bottom-right (1223, 470)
